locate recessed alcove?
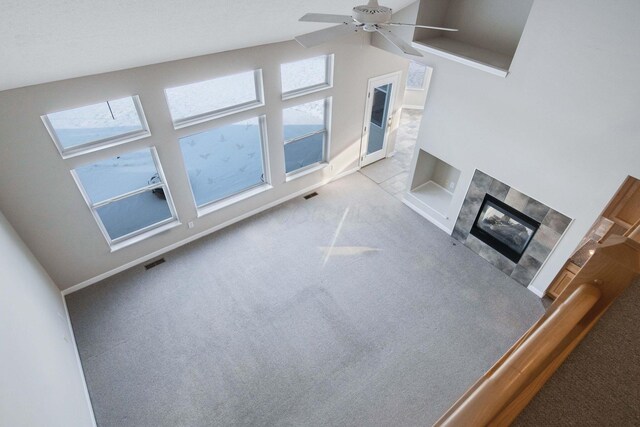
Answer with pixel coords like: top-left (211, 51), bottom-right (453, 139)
top-left (412, 0), bottom-right (534, 76)
top-left (407, 149), bottom-right (461, 220)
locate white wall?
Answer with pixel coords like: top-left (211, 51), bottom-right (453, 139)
top-left (374, 0), bottom-right (640, 295)
top-left (0, 210), bottom-right (95, 426)
top-left (0, 36), bottom-right (408, 291)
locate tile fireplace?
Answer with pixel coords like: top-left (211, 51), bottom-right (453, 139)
top-left (453, 170), bottom-right (571, 287)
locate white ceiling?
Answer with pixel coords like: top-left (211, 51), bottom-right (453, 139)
top-left (0, 0), bottom-right (415, 91)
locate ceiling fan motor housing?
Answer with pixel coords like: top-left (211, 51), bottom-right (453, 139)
top-left (352, 3), bottom-right (392, 27)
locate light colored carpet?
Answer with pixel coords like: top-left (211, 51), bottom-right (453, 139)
top-left (66, 172), bottom-right (545, 427)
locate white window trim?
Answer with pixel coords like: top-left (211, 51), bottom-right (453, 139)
top-left (285, 162), bottom-right (329, 182)
top-left (284, 97), bottom-right (332, 178)
top-left (42, 95), bottom-right (151, 159)
top-left (406, 61), bottom-right (429, 91)
top-left (182, 115), bottom-right (273, 216)
top-left (167, 69), bottom-right (265, 130)
top-left (281, 55), bottom-right (334, 100)
top-left (71, 147), bottom-right (180, 251)
top-left (197, 183), bottom-right (273, 218)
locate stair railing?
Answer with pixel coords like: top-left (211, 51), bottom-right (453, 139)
top-left (434, 227), bottom-right (640, 427)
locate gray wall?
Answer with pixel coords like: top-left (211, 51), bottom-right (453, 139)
top-left (0, 210), bottom-right (95, 426)
top-left (375, 0), bottom-right (640, 295)
top-left (443, 0), bottom-right (534, 57)
top-left (0, 36), bottom-right (409, 290)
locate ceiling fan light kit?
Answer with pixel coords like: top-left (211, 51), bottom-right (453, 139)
top-left (352, 1), bottom-right (392, 30)
top-left (295, 0), bottom-right (458, 56)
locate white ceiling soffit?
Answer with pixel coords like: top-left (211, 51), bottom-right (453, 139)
top-left (0, 0), bottom-right (415, 91)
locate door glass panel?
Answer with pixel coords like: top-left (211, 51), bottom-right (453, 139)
top-left (367, 83), bottom-right (391, 155)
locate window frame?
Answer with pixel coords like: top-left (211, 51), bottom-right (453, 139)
top-left (283, 97), bottom-right (332, 178)
top-left (165, 69), bottom-right (265, 130)
top-left (71, 147), bottom-right (180, 251)
top-left (406, 60), bottom-right (429, 91)
top-left (178, 115), bottom-right (272, 217)
top-left (281, 55), bottom-right (334, 100)
top-left (41, 95), bottom-right (151, 159)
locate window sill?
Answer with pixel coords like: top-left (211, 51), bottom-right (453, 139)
top-left (59, 130), bottom-right (151, 159)
top-left (196, 183), bottom-right (273, 218)
top-left (282, 83), bottom-right (332, 101)
top-left (172, 100), bottom-right (265, 130)
top-left (285, 162), bottom-right (329, 182)
top-left (109, 220), bottom-right (181, 252)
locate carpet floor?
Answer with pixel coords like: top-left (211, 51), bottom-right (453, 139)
top-left (66, 172), bottom-right (545, 427)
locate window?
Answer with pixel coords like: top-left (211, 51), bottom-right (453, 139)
top-left (280, 55), bottom-right (333, 99)
top-left (42, 96), bottom-right (150, 158)
top-left (165, 70), bottom-right (264, 128)
top-left (283, 98), bottom-right (330, 175)
top-left (179, 116), bottom-right (269, 211)
top-left (72, 148), bottom-right (178, 249)
top-left (406, 61), bottom-right (428, 90)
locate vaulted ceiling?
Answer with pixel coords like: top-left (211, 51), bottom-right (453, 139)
top-left (0, 0), bottom-right (415, 91)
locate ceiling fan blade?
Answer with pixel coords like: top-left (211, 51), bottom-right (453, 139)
top-left (387, 22), bottom-right (458, 32)
top-left (299, 13), bottom-right (353, 24)
top-left (375, 27), bottom-right (422, 56)
top-left (295, 23), bottom-right (360, 48)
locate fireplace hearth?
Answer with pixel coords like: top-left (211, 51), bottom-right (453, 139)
top-left (470, 194), bottom-right (540, 263)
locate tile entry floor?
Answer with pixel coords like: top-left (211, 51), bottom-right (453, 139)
top-left (359, 108), bottom-right (421, 198)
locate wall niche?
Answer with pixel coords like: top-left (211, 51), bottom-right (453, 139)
top-left (412, 0), bottom-right (534, 77)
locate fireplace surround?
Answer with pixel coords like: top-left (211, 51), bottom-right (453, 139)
top-left (453, 170), bottom-right (571, 287)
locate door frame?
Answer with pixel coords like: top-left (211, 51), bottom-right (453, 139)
top-left (359, 71), bottom-right (402, 167)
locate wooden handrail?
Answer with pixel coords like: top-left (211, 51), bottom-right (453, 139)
top-left (623, 217), bottom-right (640, 240)
top-left (434, 235), bottom-right (640, 427)
top-left (437, 284), bottom-right (600, 427)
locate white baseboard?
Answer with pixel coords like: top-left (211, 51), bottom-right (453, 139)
top-left (62, 167), bottom-right (359, 296)
top-left (401, 104), bottom-right (424, 111)
top-left (527, 286), bottom-right (546, 298)
top-left (401, 194), bottom-right (453, 235)
top-left (61, 295), bottom-right (97, 426)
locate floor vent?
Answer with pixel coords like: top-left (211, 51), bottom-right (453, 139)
top-left (145, 258), bottom-right (166, 270)
top-left (304, 192), bottom-right (319, 200)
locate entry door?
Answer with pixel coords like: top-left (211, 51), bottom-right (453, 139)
top-left (360, 72), bottom-right (401, 167)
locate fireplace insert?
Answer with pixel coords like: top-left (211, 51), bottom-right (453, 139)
top-left (470, 194), bottom-right (540, 263)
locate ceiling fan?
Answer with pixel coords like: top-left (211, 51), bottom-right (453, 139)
top-left (294, 0), bottom-right (458, 57)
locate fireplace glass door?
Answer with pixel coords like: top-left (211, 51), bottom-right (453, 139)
top-left (470, 194), bottom-right (540, 262)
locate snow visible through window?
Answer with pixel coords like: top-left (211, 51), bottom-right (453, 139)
top-left (281, 55), bottom-right (331, 97)
top-left (179, 117), bottom-right (266, 207)
top-left (165, 71), bottom-right (261, 126)
top-left (406, 61), bottom-right (428, 90)
top-left (45, 97), bottom-right (146, 153)
top-left (283, 99), bottom-right (328, 173)
top-left (74, 149), bottom-right (175, 242)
